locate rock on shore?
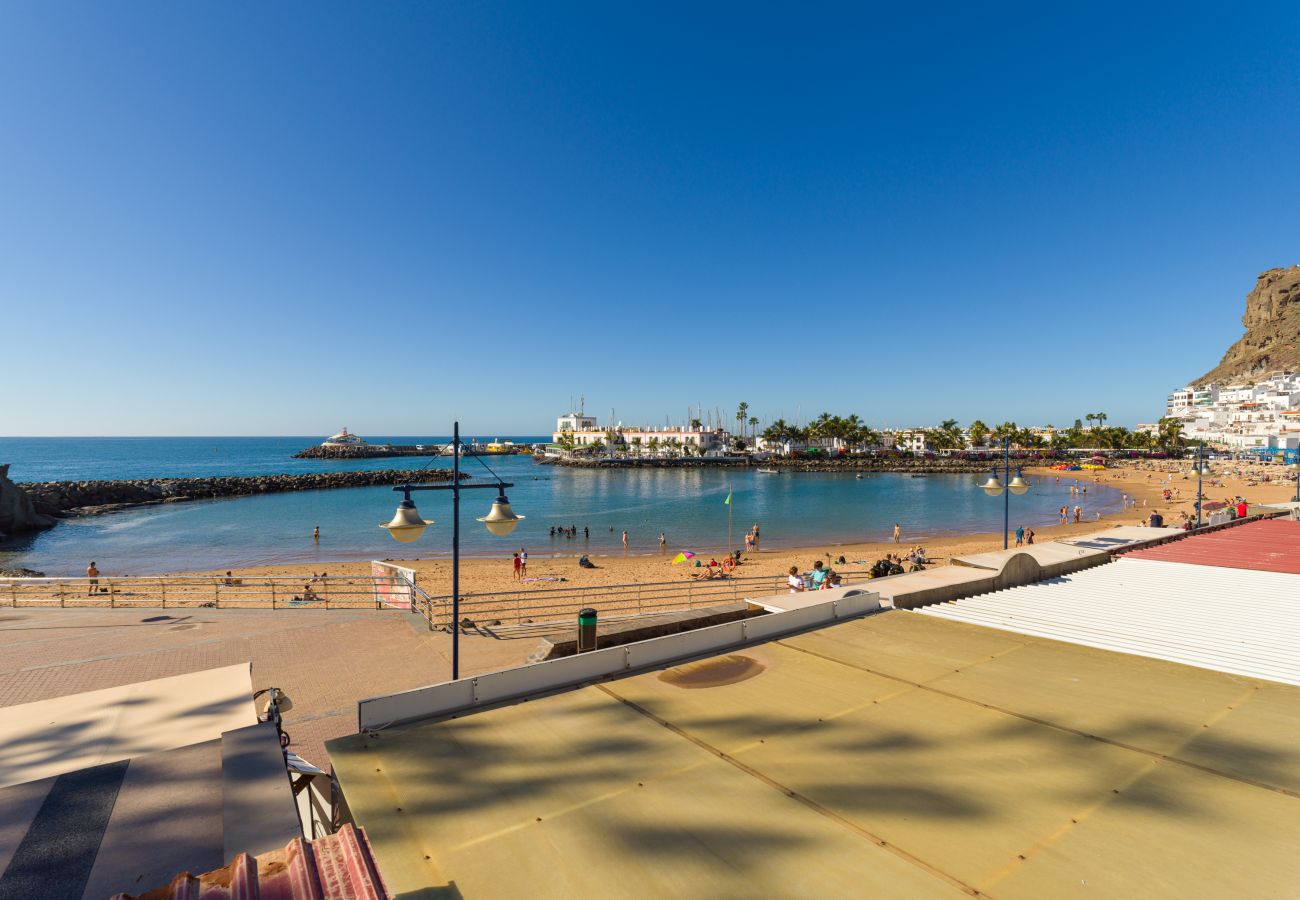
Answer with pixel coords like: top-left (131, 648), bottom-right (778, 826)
top-left (14, 468), bottom-right (459, 520)
top-left (0, 464), bottom-right (58, 539)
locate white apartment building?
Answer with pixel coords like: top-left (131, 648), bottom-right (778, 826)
top-left (1162, 372), bottom-right (1300, 450)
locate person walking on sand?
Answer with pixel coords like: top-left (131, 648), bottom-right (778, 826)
top-left (1025, 528), bottom-right (1035, 545)
top-left (86, 561), bottom-right (99, 595)
top-left (1015, 525), bottom-right (1024, 547)
top-left (512, 552), bottom-right (522, 580)
top-left (519, 547), bottom-right (528, 576)
top-left (893, 523), bottom-right (901, 544)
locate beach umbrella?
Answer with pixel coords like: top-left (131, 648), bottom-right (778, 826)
top-left (671, 551), bottom-right (697, 564)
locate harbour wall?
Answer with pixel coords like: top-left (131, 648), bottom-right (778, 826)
top-left (537, 455), bottom-right (1003, 474)
top-left (16, 469), bottom-right (459, 519)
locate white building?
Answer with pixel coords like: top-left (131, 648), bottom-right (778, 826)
top-left (1161, 373), bottom-right (1300, 450)
top-left (552, 414), bottom-right (724, 454)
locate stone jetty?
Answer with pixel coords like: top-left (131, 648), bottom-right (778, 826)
top-left (14, 468), bottom-right (460, 520)
top-left (535, 455), bottom-right (1014, 474)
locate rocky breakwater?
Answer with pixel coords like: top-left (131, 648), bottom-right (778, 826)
top-left (0, 464), bottom-right (58, 541)
top-left (767, 456), bottom-right (1007, 474)
top-left (16, 468), bottom-right (460, 519)
top-left (539, 454), bottom-right (1028, 473)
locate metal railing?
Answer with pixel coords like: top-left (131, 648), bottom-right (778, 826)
top-left (409, 569), bottom-right (875, 630)
top-left (0, 575), bottom-right (414, 610)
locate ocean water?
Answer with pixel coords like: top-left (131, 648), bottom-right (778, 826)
top-left (0, 437), bottom-right (1127, 575)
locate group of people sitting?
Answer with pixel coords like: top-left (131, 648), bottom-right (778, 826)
top-left (787, 560), bottom-right (842, 592)
top-left (869, 548), bottom-right (926, 578)
top-left (692, 553), bottom-right (740, 580)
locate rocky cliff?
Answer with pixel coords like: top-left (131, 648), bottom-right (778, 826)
top-left (1197, 266), bottom-right (1300, 385)
top-left (0, 464), bottom-right (57, 540)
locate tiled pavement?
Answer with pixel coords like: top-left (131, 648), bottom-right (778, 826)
top-left (0, 608), bottom-right (544, 766)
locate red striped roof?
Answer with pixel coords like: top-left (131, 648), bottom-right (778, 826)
top-left (112, 824), bottom-right (389, 900)
top-left (1122, 518), bottom-right (1300, 575)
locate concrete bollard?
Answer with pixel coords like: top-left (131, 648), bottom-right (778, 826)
top-left (577, 607), bottom-right (598, 653)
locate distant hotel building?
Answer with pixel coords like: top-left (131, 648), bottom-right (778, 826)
top-left (1164, 372), bottom-right (1300, 450)
top-left (552, 412), bottom-right (724, 454)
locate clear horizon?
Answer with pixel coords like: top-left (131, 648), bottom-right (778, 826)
top-left (4, 3), bottom-right (1298, 437)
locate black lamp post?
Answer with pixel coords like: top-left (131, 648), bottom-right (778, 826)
top-left (979, 436), bottom-right (1030, 549)
top-left (1193, 443), bottom-right (1211, 528)
top-left (380, 421), bottom-right (523, 680)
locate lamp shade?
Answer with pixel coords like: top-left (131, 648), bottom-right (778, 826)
top-left (380, 499), bottom-right (433, 543)
top-left (980, 472), bottom-right (1004, 496)
top-left (1008, 471), bottom-right (1031, 495)
top-left (477, 493), bottom-right (524, 536)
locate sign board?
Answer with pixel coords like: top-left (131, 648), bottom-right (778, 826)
top-left (370, 561), bottom-right (416, 609)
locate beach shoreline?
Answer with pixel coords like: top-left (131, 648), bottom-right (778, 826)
top-left (163, 460), bottom-right (1297, 595)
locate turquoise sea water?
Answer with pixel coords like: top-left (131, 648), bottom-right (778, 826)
top-left (0, 438), bottom-right (1127, 575)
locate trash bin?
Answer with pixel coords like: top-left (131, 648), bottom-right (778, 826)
top-left (577, 607), bottom-right (598, 653)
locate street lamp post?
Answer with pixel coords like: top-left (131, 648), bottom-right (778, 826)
top-left (1193, 443), bottom-right (1212, 529)
top-left (380, 421), bottom-right (523, 680)
top-left (979, 436), bottom-right (1030, 549)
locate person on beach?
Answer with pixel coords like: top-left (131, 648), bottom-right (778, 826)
top-left (313, 525), bottom-right (320, 542)
top-left (752, 523), bottom-right (760, 544)
top-left (658, 532), bottom-right (666, 547)
top-left (788, 565), bottom-right (805, 592)
top-left (893, 523), bottom-right (901, 543)
top-left (1015, 526), bottom-right (1024, 547)
top-left (1026, 528), bottom-right (1035, 545)
top-left (1073, 505), bottom-right (1082, 523)
top-left (810, 560), bottom-right (828, 589)
top-left (520, 548), bottom-right (528, 576)
top-left (584, 527), bottom-right (590, 539)
top-left (512, 553), bottom-right (522, 580)
top-left (744, 531), bottom-right (754, 552)
top-left (86, 561), bottom-right (99, 595)
top-left (622, 530), bottom-right (629, 549)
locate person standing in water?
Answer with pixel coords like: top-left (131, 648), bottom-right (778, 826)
top-left (622, 530), bottom-right (629, 549)
top-left (313, 525), bottom-right (320, 542)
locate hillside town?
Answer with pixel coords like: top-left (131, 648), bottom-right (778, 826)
top-left (1161, 371), bottom-right (1300, 451)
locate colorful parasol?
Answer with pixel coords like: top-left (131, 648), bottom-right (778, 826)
top-left (671, 551), bottom-right (697, 564)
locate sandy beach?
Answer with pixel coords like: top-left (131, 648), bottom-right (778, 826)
top-left (176, 459), bottom-right (1298, 597)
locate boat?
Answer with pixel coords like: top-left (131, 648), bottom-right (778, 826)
top-left (757, 467), bottom-right (780, 474)
top-left (855, 474), bottom-right (864, 480)
top-left (321, 427), bottom-right (369, 448)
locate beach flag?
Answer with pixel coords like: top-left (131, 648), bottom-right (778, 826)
top-left (724, 489), bottom-right (732, 506)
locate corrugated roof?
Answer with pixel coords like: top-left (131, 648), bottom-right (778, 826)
top-left (111, 824), bottom-right (389, 900)
top-left (916, 557), bottom-right (1300, 685)
top-left (1121, 518), bottom-right (1300, 575)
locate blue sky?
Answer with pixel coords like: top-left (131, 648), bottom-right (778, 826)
top-left (3, 2), bottom-right (1299, 436)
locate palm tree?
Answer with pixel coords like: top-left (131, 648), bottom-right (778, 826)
top-left (748, 416), bottom-right (759, 438)
top-left (1096, 412), bottom-right (1108, 431)
top-left (1085, 413), bottom-right (1097, 431)
top-left (968, 420), bottom-right (989, 448)
top-left (736, 402), bottom-right (749, 438)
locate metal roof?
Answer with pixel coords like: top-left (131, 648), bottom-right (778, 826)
top-left (1121, 518), bottom-right (1300, 575)
top-left (328, 611), bottom-right (1300, 898)
top-left (110, 824), bottom-right (389, 899)
top-left (917, 557), bottom-right (1300, 685)
top-left (0, 663), bottom-right (256, 790)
